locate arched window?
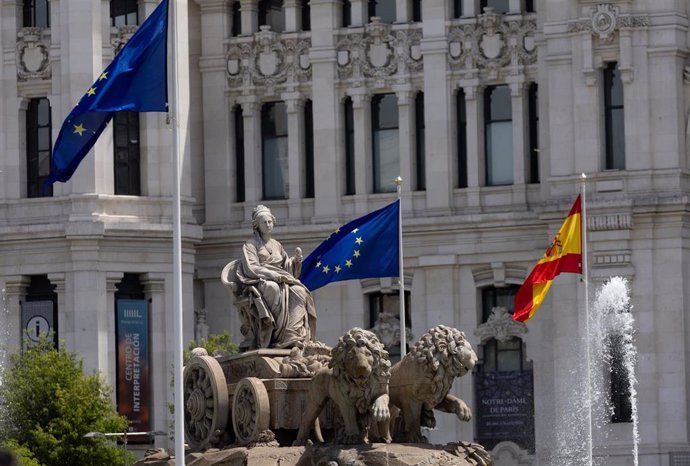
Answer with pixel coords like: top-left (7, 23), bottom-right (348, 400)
top-left (26, 97), bottom-right (52, 198)
top-left (113, 111), bottom-right (141, 195)
top-left (261, 101), bottom-right (288, 200)
top-left (484, 85), bottom-right (513, 186)
top-left (371, 94), bottom-right (399, 193)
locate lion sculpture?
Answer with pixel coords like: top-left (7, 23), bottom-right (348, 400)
top-left (294, 328), bottom-right (392, 445)
top-left (388, 325), bottom-right (477, 443)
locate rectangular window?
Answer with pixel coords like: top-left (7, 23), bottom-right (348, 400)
top-left (480, 286), bottom-right (523, 372)
top-left (23, 0), bottom-right (50, 28)
top-left (604, 62), bottom-right (625, 170)
top-left (415, 92), bottom-right (425, 191)
top-left (525, 0), bottom-right (534, 12)
top-left (231, 1), bottom-right (242, 36)
top-left (304, 100), bottom-right (314, 198)
top-left (369, 291), bottom-right (411, 359)
top-left (528, 83), bottom-right (539, 184)
top-left (457, 88), bottom-right (467, 188)
top-left (258, 0), bottom-right (284, 32)
top-left (26, 97), bottom-right (52, 198)
top-left (480, 0), bottom-right (508, 14)
top-left (110, 0), bottom-right (138, 26)
top-left (412, 0), bottom-right (422, 22)
top-left (372, 94), bottom-right (399, 193)
top-left (342, 0), bottom-right (352, 27)
top-left (261, 101), bottom-right (289, 200)
top-left (484, 85), bottom-right (513, 186)
top-left (368, 0), bottom-right (396, 24)
top-left (454, 0), bottom-right (462, 18)
top-left (234, 105), bottom-right (245, 202)
top-left (344, 97), bottom-right (355, 195)
top-left (113, 111), bottom-right (141, 196)
top-left (301, 0), bottom-right (311, 31)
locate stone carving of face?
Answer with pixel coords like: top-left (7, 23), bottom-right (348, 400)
top-left (256, 214), bottom-right (274, 237)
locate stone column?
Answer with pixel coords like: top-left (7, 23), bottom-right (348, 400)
top-left (349, 90), bottom-right (372, 211)
top-left (47, 272), bottom-right (66, 344)
top-left (239, 0), bottom-right (258, 35)
top-left (462, 82), bottom-right (483, 208)
top-left (393, 86), bottom-right (413, 198)
top-left (396, 0), bottom-right (410, 23)
top-left (462, 0), bottom-right (477, 16)
top-left (350, 0), bottom-right (368, 26)
top-left (3, 276), bottom-right (29, 355)
top-left (105, 272), bottom-right (124, 393)
top-left (283, 93), bottom-right (306, 221)
top-left (240, 98), bottom-right (262, 203)
top-left (508, 0), bottom-right (523, 14)
top-left (285, 0), bottom-right (301, 31)
top-left (509, 79), bottom-right (527, 203)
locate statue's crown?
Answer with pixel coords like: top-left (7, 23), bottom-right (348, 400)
top-left (252, 204), bottom-right (271, 220)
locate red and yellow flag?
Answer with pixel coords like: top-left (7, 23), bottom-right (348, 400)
top-left (513, 196), bottom-right (582, 323)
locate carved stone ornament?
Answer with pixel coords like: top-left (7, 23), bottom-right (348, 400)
top-left (370, 311), bottom-right (414, 349)
top-left (226, 28), bottom-right (311, 93)
top-left (474, 306), bottom-right (527, 343)
top-left (448, 12), bottom-right (536, 75)
top-left (335, 19), bottom-right (423, 84)
top-left (16, 27), bottom-right (51, 81)
top-left (111, 25), bottom-right (138, 54)
top-left (567, 4), bottom-right (649, 44)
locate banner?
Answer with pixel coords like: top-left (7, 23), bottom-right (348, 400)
top-left (116, 299), bottom-right (150, 439)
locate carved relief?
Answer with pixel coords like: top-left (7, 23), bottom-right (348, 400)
top-left (474, 307), bottom-right (527, 343)
top-left (226, 28), bottom-right (311, 93)
top-left (567, 4), bottom-right (649, 44)
top-left (16, 28), bottom-right (51, 81)
top-left (335, 19), bottom-right (423, 84)
top-left (448, 10), bottom-right (536, 75)
top-left (370, 311), bottom-right (414, 349)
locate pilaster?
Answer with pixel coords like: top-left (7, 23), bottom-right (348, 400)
top-left (47, 272), bottom-right (66, 345)
top-left (349, 89), bottom-right (372, 201)
top-left (396, 0), bottom-right (410, 23)
top-left (462, 81), bottom-right (483, 208)
top-left (239, 0), bottom-right (258, 35)
top-left (240, 98), bottom-right (262, 203)
top-left (462, 0), bottom-right (477, 16)
top-left (394, 86), bottom-right (413, 197)
top-left (105, 272), bottom-right (124, 391)
top-left (285, 0), bottom-right (301, 32)
top-left (508, 79), bottom-right (527, 200)
top-left (283, 93), bottom-right (306, 221)
top-left (3, 276), bottom-right (30, 355)
top-left (350, 0), bottom-right (368, 27)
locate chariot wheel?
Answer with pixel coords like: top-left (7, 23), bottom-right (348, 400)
top-left (183, 355), bottom-right (229, 450)
top-left (232, 377), bottom-right (270, 445)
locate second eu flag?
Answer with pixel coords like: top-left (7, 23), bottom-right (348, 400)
top-left (300, 201), bottom-right (400, 291)
top-left (45, 0), bottom-right (169, 188)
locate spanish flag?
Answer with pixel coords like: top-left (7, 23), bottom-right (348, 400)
top-left (513, 196), bottom-right (582, 322)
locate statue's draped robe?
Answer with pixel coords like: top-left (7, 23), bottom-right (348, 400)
top-left (233, 235), bottom-right (317, 348)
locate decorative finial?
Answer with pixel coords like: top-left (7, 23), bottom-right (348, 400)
top-left (394, 176), bottom-right (403, 186)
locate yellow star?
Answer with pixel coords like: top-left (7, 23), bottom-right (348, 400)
top-left (351, 228), bottom-right (359, 234)
top-left (353, 250), bottom-right (360, 258)
top-left (316, 261), bottom-right (321, 268)
top-left (355, 237), bottom-right (363, 245)
top-left (87, 87), bottom-right (97, 96)
top-left (73, 123), bottom-right (86, 136)
top-left (322, 265), bottom-right (330, 273)
top-left (335, 265), bottom-right (342, 273)
top-left (99, 72), bottom-right (108, 81)
top-left (345, 259), bottom-right (353, 268)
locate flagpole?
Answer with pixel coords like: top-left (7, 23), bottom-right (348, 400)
top-left (170, 0), bottom-right (185, 464)
top-left (394, 177), bottom-right (406, 358)
top-left (581, 173), bottom-right (593, 465)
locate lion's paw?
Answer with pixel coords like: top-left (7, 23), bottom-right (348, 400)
top-left (454, 399), bottom-right (472, 422)
top-left (371, 397), bottom-right (390, 421)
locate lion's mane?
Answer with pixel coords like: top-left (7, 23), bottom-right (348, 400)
top-left (329, 328), bottom-right (391, 414)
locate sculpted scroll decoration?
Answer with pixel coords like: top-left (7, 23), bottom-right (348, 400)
top-left (16, 28), bottom-right (51, 82)
top-left (567, 4), bottom-right (649, 44)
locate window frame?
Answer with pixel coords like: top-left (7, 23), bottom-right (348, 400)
top-left (304, 99), bottom-right (314, 198)
top-left (26, 97), bottom-right (53, 198)
top-left (261, 101), bottom-right (289, 200)
top-left (457, 88), bottom-right (468, 188)
top-left (110, 0), bottom-right (139, 27)
top-left (484, 85), bottom-right (514, 187)
top-left (234, 105), bottom-right (245, 202)
top-left (113, 111), bottom-right (141, 196)
top-left (23, 0), bottom-right (50, 28)
top-left (528, 82), bottom-right (539, 184)
top-left (604, 62), bottom-right (625, 170)
top-left (344, 97), bottom-right (355, 195)
top-left (371, 93), bottom-right (400, 194)
top-left (414, 91), bottom-right (425, 191)
top-left (258, 0), bottom-right (284, 32)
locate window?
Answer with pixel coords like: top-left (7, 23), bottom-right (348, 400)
top-left (234, 105), bottom-right (245, 202)
top-left (26, 97), bottom-right (52, 198)
top-left (608, 333), bottom-right (633, 423)
top-left (415, 92), bottom-right (425, 191)
top-left (231, 1), bottom-right (241, 36)
top-left (369, 291), bottom-right (411, 359)
top-left (528, 83), bottom-right (539, 184)
top-left (525, 0), bottom-right (534, 12)
top-left (344, 97), bottom-right (355, 195)
top-left (113, 111), bottom-right (141, 196)
top-left (261, 101), bottom-right (288, 200)
top-left (304, 100), bottom-right (314, 198)
top-left (258, 0), bottom-right (284, 32)
top-left (480, 0), bottom-right (508, 14)
top-left (453, 0), bottom-right (462, 18)
top-left (412, 0), bottom-right (422, 22)
top-left (457, 88), bottom-right (467, 188)
top-left (604, 62), bottom-right (625, 170)
top-left (23, 0), bottom-right (50, 28)
top-left (372, 94), bottom-right (399, 193)
top-left (484, 85), bottom-right (513, 186)
top-left (368, 0), bottom-right (396, 23)
top-left (24, 275), bottom-right (58, 347)
top-left (342, 0), bottom-right (352, 27)
top-left (301, 0), bottom-right (311, 31)
top-left (110, 0), bottom-right (138, 26)
top-left (479, 286), bottom-right (524, 372)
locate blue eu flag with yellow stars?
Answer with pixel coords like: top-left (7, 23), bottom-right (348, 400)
top-left (45, 0), bottom-right (169, 188)
top-left (300, 200), bottom-right (400, 291)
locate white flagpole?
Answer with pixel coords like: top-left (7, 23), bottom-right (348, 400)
top-left (170, 0), bottom-right (186, 464)
top-left (394, 177), bottom-right (406, 357)
top-left (581, 173), bottom-right (593, 466)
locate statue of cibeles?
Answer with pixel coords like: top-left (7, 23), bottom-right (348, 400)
top-left (222, 205), bottom-right (317, 350)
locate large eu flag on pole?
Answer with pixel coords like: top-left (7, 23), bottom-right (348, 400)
top-left (300, 200), bottom-right (400, 291)
top-left (44, 0), bottom-right (169, 188)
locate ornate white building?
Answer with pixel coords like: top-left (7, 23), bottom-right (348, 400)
top-left (2, 0), bottom-right (690, 464)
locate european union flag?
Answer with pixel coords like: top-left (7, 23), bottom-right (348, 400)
top-left (45, 0), bottom-right (169, 188)
top-left (300, 200), bottom-right (400, 291)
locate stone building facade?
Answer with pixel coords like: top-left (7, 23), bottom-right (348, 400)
top-left (2, 0), bottom-right (690, 464)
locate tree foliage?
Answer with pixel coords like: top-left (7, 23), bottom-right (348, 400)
top-left (184, 331), bottom-right (239, 363)
top-left (0, 336), bottom-right (131, 466)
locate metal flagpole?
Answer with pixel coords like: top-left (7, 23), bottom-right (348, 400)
top-left (581, 173), bottom-right (593, 466)
top-left (170, 0), bottom-right (186, 464)
top-left (394, 177), bottom-right (406, 357)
